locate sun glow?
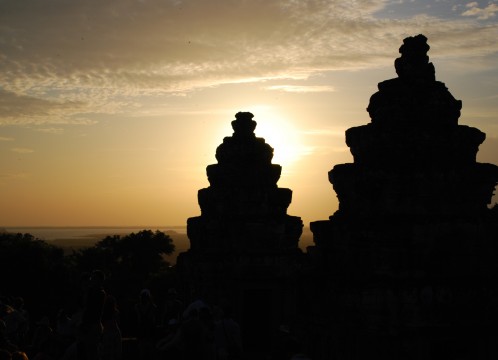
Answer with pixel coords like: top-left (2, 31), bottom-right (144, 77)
top-left (248, 106), bottom-right (305, 169)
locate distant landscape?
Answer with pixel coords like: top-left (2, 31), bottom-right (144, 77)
top-left (1, 226), bottom-right (314, 264)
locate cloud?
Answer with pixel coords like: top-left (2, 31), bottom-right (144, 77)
top-left (265, 85), bottom-right (335, 93)
top-left (11, 147), bottom-right (34, 154)
top-left (1, 0), bottom-right (498, 124)
top-left (0, 136), bottom-right (14, 141)
top-left (462, 2), bottom-right (498, 20)
top-left (0, 89), bottom-right (90, 125)
top-left (34, 128), bottom-right (65, 134)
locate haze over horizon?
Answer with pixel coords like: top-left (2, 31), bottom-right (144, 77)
top-left (1, 0), bottom-right (498, 227)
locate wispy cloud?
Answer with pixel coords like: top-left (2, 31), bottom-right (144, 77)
top-left (11, 147), bottom-right (34, 154)
top-left (34, 128), bottom-right (65, 135)
top-left (1, 0), bottom-right (498, 125)
top-left (0, 136), bottom-right (14, 141)
top-left (462, 2), bottom-right (498, 20)
top-left (265, 85), bottom-right (335, 93)
top-left (0, 89), bottom-right (89, 125)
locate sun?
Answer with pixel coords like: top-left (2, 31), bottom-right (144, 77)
top-left (248, 106), bottom-right (304, 169)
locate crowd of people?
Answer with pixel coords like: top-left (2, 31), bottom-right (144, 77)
top-left (0, 270), bottom-right (244, 360)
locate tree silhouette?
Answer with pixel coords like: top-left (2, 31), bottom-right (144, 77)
top-left (0, 232), bottom-right (69, 317)
top-left (72, 230), bottom-right (175, 296)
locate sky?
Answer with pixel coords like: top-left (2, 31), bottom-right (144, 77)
top-left (1, 0), bottom-right (498, 227)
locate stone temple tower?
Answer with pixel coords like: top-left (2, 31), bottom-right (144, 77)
top-left (177, 112), bottom-right (303, 350)
top-left (304, 35), bottom-right (498, 359)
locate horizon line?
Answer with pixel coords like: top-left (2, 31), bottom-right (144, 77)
top-left (1, 224), bottom-right (312, 229)
top-left (1, 225), bottom-right (187, 229)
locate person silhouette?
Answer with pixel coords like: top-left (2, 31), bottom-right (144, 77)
top-left (78, 270), bottom-right (106, 360)
top-left (10, 352), bottom-right (28, 360)
top-left (0, 349), bottom-right (12, 360)
top-left (135, 289), bottom-right (157, 360)
top-left (0, 320), bottom-right (18, 353)
top-left (100, 296), bottom-right (122, 360)
top-left (161, 288), bottom-right (183, 326)
top-left (214, 305), bottom-right (242, 360)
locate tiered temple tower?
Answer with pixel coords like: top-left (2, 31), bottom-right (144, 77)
top-left (305, 35), bottom-right (498, 359)
top-left (177, 112), bottom-right (303, 350)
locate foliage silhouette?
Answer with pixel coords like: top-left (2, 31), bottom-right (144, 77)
top-left (0, 229), bottom-right (176, 331)
top-left (71, 230), bottom-right (175, 297)
top-left (0, 232), bottom-right (69, 316)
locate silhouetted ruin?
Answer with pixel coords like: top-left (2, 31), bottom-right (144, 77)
top-left (175, 35), bottom-right (498, 359)
top-left (303, 34), bottom-right (498, 359)
top-left (177, 112), bottom-right (303, 351)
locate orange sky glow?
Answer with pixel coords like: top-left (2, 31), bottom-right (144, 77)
top-left (1, 0), bottom-right (497, 227)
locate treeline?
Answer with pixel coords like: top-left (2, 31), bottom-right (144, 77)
top-left (0, 230), bottom-right (177, 336)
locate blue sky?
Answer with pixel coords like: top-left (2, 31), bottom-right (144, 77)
top-left (377, 0), bottom-right (498, 20)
